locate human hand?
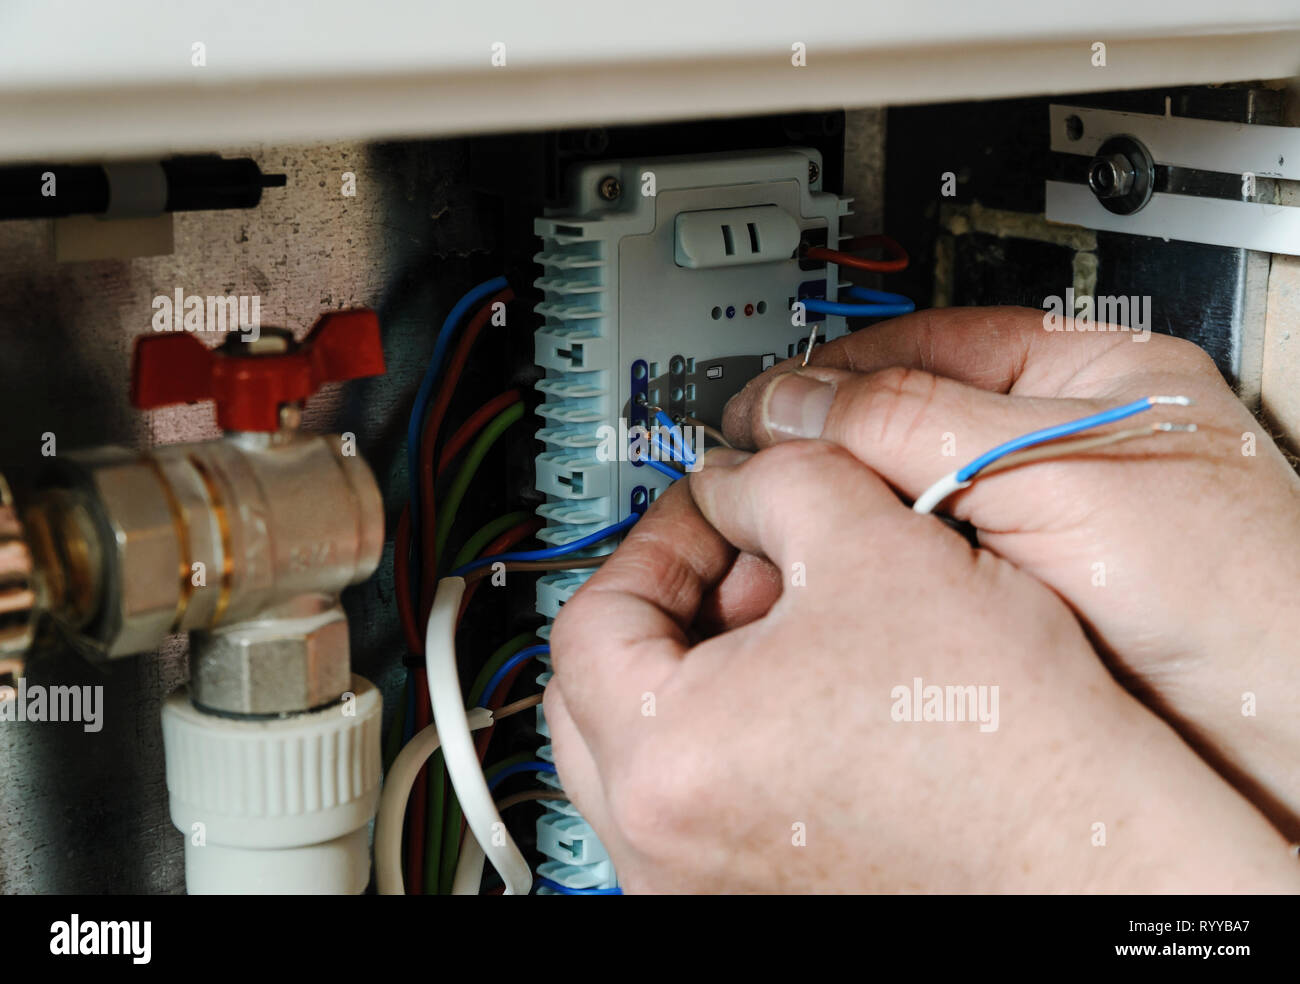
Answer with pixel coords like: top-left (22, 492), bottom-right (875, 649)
top-left (723, 307), bottom-right (1300, 836)
top-left (544, 447), bottom-right (1299, 892)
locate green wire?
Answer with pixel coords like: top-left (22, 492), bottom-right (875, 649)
top-left (425, 400), bottom-right (525, 891)
top-left (466, 632), bottom-right (538, 708)
top-left (437, 752), bottom-right (539, 896)
top-left (434, 401), bottom-right (524, 562)
top-left (425, 411), bottom-right (524, 890)
top-left (452, 510), bottom-right (531, 573)
top-left (415, 521), bottom-right (529, 893)
top-left (438, 785), bottom-right (462, 895)
top-left (425, 752), bottom-right (445, 894)
top-left (434, 633), bottom-right (537, 892)
top-left (484, 749), bottom-right (540, 782)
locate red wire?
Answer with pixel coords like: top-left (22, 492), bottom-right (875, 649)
top-left (459, 517), bottom-right (544, 618)
top-left (408, 407), bottom-right (535, 891)
top-left (436, 388), bottom-right (524, 477)
top-left (418, 289), bottom-right (515, 620)
top-left (437, 517), bottom-right (543, 892)
top-left (402, 290), bottom-right (514, 892)
top-left (457, 516), bottom-right (544, 760)
top-left (803, 234), bottom-right (909, 273)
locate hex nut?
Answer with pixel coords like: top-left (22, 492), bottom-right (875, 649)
top-left (190, 605), bottom-right (351, 716)
top-left (87, 456), bottom-right (183, 657)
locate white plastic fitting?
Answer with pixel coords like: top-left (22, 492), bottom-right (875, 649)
top-left (161, 674), bottom-right (382, 894)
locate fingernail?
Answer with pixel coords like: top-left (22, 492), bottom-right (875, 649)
top-left (700, 448), bottom-right (751, 469)
top-left (761, 372), bottom-right (835, 441)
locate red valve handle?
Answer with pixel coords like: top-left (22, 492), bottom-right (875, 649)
top-left (130, 309), bottom-right (386, 432)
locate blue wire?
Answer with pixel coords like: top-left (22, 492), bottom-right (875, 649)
top-left (478, 645), bottom-right (550, 708)
top-left (536, 877), bottom-right (623, 895)
top-left (955, 397), bottom-right (1164, 482)
top-left (652, 433), bottom-right (689, 467)
top-left (801, 286), bottom-right (915, 319)
top-left (449, 513), bottom-right (639, 578)
top-left (846, 286), bottom-right (914, 305)
top-left (405, 275), bottom-right (510, 603)
top-left (486, 760), bottom-right (556, 792)
top-left (654, 410), bottom-right (696, 465)
top-left (638, 457), bottom-right (684, 482)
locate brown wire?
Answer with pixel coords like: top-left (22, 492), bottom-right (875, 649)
top-left (678, 415), bottom-right (733, 450)
top-left (495, 789), bottom-right (568, 811)
top-left (461, 556), bottom-right (607, 585)
top-left (493, 692), bottom-right (543, 721)
top-left (978, 424), bottom-right (1186, 478)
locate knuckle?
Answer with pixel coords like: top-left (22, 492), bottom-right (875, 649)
top-left (751, 439), bottom-right (861, 492)
top-left (1158, 334), bottom-right (1221, 378)
top-left (549, 589), bottom-right (598, 668)
top-left (845, 365), bottom-right (943, 453)
top-left (605, 736), bottom-right (711, 859)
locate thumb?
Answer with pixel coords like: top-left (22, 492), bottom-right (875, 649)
top-left (728, 365), bottom-right (1148, 520)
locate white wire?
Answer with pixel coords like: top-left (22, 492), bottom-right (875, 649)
top-left (374, 706), bottom-right (493, 895)
top-left (427, 575), bottom-right (533, 896)
top-left (912, 470), bottom-right (970, 515)
top-left (451, 831), bottom-right (487, 895)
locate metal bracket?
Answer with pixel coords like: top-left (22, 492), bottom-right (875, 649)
top-left (1046, 104), bottom-right (1300, 255)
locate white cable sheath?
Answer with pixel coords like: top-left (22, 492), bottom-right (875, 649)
top-left (427, 576), bottom-right (534, 896)
top-left (451, 830), bottom-right (487, 895)
top-left (374, 706), bottom-right (493, 895)
top-left (912, 470), bottom-right (970, 515)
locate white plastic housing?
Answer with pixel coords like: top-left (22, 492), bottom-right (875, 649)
top-left (161, 674), bottom-right (382, 894)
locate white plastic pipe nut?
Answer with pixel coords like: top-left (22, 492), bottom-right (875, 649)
top-left (161, 674), bottom-right (382, 894)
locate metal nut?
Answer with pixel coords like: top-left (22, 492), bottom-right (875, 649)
top-left (1088, 153), bottom-right (1136, 199)
top-left (190, 601), bottom-right (351, 716)
top-left (74, 451), bottom-right (184, 657)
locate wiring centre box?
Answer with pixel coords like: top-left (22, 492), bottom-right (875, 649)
top-left (527, 148), bottom-right (848, 892)
top-left (532, 147), bottom-right (850, 613)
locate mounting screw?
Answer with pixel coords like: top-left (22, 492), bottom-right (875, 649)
top-left (1087, 135), bottom-right (1155, 216)
top-left (598, 175), bottom-right (622, 201)
top-left (807, 160), bottom-right (821, 185)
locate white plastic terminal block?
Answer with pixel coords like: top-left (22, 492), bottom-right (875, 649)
top-left (532, 148), bottom-right (848, 895)
top-left (161, 675), bottom-right (382, 895)
top-left (532, 147), bottom-right (846, 611)
top-left (536, 808), bottom-right (613, 868)
top-left (674, 204), bottom-right (802, 268)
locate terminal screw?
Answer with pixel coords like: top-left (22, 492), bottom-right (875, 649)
top-left (598, 175), bottom-right (622, 201)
